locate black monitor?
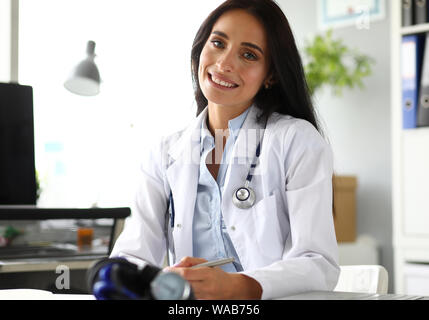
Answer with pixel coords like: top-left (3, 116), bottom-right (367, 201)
top-left (0, 82), bottom-right (36, 205)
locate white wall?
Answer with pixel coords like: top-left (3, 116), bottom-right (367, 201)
top-left (0, 0), bottom-right (11, 82)
top-left (278, 0), bottom-right (394, 292)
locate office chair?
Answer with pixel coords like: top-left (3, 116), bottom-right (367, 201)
top-left (334, 265), bottom-right (389, 294)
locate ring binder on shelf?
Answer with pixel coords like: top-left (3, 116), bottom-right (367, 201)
top-left (414, 0), bottom-right (428, 25)
top-left (418, 33), bottom-right (429, 126)
top-left (402, 34), bottom-right (424, 129)
top-left (403, 0), bottom-right (413, 26)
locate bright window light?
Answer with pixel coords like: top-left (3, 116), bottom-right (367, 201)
top-left (19, 0), bottom-right (223, 208)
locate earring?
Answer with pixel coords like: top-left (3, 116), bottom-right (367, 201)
top-left (264, 82), bottom-right (270, 89)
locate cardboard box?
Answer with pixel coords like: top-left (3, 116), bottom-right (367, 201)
top-left (333, 175), bottom-right (357, 243)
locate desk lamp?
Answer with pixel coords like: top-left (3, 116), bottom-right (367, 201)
top-left (64, 40), bottom-right (101, 96)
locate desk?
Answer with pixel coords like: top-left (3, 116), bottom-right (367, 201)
top-left (0, 257), bottom-right (103, 293)
top-left (280, 291), bottom-right (429, 300)
top-left (0, 258), bottom-right (99, 273)
top-left (0, 289), bottom-right (94, 300)
top-left (1, 289), bottom-right (428, 300)
top-left (0, 206), bottom-right (129, 293)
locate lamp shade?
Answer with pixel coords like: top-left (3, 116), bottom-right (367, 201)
top-left (64, 41), bottom-right (100, 96)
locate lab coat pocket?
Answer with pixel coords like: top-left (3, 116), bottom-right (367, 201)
top-left (252, 190), bottom-right (283, 260)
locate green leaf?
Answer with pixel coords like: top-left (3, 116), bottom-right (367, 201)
top-left (303, 29), bottom-right (374, 97)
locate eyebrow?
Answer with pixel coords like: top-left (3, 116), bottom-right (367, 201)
top-left (211, 31), bottom-right (264, 55)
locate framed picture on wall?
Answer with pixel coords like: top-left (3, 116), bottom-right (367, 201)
top-left (318, 0), bottom-right (386, 30)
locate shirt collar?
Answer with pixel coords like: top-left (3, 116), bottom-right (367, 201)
top-left (200, 106), bottom-right (251, 152)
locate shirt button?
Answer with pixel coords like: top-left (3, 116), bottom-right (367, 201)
top-left (230, 226), bottom-right (236, 231)
top-left (176, 224), bottom-right (182, 228)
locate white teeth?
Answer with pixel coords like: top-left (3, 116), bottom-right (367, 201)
top-left (211, 75), bottom-right (236, 88)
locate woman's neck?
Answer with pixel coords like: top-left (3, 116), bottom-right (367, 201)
top-left (207, 102), bottom-right (251, 136)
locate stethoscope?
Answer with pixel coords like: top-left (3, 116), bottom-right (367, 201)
top-left (167, 139), bottom-right (262, 221)
top-left (231, 136), bottom-right (263, 209)
top-left (232, 116), bottom-right (267, 209)
top-left (169, 115), bottom-right (267, 213)
top-left (164, 116), bottom-right (267, 265)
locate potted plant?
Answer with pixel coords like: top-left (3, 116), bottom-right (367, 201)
top-left (303, 29), bottom-right (374, 97)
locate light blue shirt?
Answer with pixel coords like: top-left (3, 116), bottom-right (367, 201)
top-left (192, 107), bottom-right (251, 272)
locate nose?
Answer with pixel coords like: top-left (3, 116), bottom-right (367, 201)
top-left (216, 49), bottom-right (235, 73)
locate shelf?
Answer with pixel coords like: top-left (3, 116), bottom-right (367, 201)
top-left (401, 23), bottom-right (429, 35)
top-left (393, 2), bottom-right (429, 294)
top-left (402, 126), bottom-right (429, 136)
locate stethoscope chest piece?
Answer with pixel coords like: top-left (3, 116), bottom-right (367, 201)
top-left (233, 186), bottom-right (256, 209)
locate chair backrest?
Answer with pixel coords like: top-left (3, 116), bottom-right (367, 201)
top-left (334, 265), bottom-right (388, 294)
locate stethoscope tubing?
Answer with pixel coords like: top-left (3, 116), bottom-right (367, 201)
top-left (165, 116), bottom-right (267, 264)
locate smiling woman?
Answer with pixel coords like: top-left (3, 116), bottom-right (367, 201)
top-left (110, 0), bottom-right (340, 301)
top-left (197, 9), bottom-right (273, 181)
top-left (198, 9), bottom-right (271, 117)
top-left (191, 0), bottom-right (319, 131)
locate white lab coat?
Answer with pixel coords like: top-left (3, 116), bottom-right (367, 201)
top-left (110, 104), bottom-right (340, 300)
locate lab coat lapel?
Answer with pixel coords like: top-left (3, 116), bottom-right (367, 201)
top-left (165, 107), bottom-right (208, 261)
top-left (222, 105), bottom-right (265, 220)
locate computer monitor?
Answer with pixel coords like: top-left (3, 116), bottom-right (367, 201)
top-left (0, 82), bottom-right (36, 205)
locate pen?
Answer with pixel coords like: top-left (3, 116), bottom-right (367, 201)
top-left (190, 257), bottom-right (235, 269)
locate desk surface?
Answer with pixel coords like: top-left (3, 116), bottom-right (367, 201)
top-left (0, 289), bottom-right (95, 300)
top-left (1, 289), bottom-right (428, 300)
top-left (280, 291), bottom-right (429, 300)
top-left (0, 258), bottom-right (100, 273)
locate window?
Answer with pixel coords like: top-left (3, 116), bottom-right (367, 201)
top-left (19, 0), bottom-right (222, 207)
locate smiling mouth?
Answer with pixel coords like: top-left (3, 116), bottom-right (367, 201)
top-left (208, 73), bottom-right (239, 89)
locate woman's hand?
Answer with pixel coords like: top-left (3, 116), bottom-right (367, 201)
top-left (166, 256), bottom-right (208, 268)
top-left (164, 256), bottom-right (262, 300)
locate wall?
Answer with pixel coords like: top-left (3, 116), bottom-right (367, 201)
top-left (278, 0), bottom-right (394, 292)
top-left (0, 0), bottom-right (11, 82)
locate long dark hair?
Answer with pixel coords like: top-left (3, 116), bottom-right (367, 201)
top-left (191, 0), bottom-right (320, 133)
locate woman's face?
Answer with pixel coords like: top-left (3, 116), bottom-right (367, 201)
top-left (198, 9), bottom-right (270, 110)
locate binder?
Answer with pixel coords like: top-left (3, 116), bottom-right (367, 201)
top-left (414, 0), bottom-right (428, 24)
top-left (403, 0), bottom-right (413, 26)
top-left (402, 34), bottom-right (424, 129)
top-left (418, 33), bottom-right (429, 126)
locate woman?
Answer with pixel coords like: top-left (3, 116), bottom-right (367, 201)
top-left (111, 0), bottom-right (340, 300)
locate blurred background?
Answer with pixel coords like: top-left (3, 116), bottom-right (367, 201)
top-left (1, 0), bottom-right (427, 296)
